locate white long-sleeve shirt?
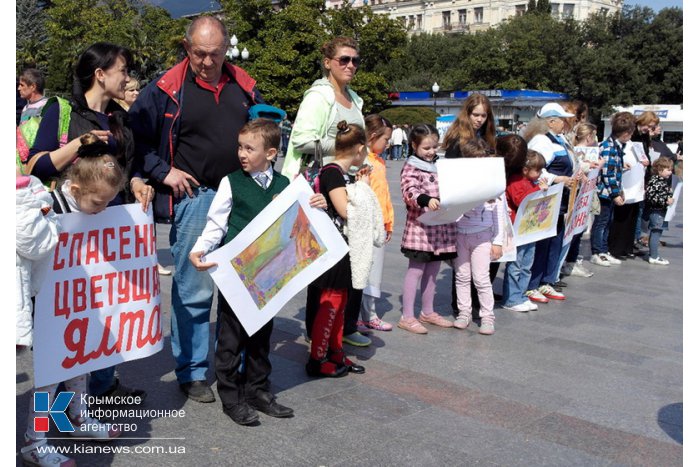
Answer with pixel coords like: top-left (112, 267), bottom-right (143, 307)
top-left (456, 195), bottom-right (505, 246)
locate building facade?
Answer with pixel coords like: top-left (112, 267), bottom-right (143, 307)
top-left (326, 0), bottom-right (623, 34)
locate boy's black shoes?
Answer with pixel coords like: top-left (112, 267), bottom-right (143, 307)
top-left (179, 380), bottom-right (216, 403)
top-left (224, 402), bottom-right (259, 426)
top-left (248, 393), bottom-right (294, 418)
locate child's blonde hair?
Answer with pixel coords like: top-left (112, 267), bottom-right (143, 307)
top-left (66, 134), bottom-right (126, 193)
top-left (652, 156), bottom-right (674, 175)
top-left (525, 150), bottom-right (546, 171)
top-left (573, 122), bottom-right (597, 146)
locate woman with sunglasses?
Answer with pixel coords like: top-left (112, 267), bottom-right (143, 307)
top-left (282, 36), bottom-right (371, 347)
top-left (281, 36), bottom-right (364, 179)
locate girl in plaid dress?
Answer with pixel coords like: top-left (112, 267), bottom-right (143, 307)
top-left (398, 124), bottom-right (457, 334)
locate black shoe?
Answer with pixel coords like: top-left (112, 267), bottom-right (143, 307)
top-left (610, 254), bottom-right (627, 261)
top-left (553, 280), bottom-right (567, 288)
top-left (328, 350), bottom-right (365, 374)
top-left (493, 293), bottom-right (503, 302)
top-left (248, 394), bottom-right (294, 418)
top-left (306, 358), bottom-right (349, 378)
top-left (179, 380), bottom-right (216, 403)
top-left (224, 402), bottom-right (259, 426)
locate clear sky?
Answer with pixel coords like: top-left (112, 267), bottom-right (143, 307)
top-left (625, 0), bottom-right (683, 11)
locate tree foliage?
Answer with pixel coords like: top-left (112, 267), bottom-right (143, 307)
top-left (383, 5), bottom-right (682, 125)
top-left (17, 0), bottom-right (48, 72)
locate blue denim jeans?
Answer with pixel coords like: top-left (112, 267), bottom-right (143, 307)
top-left (591, 198), bottom-right (613, 255)
top-left (170, 187), bottom-right (217, 383)
top-left (648, 210), bottom-right (667, 259)
top-left (391, 145), bottom-right (402, 160)
top-left (503, 243), bottom-right (536, 306)
top-left (89, 367), bottom-right (116, 395)
top-left (528, 215), bottom-right (565, 289)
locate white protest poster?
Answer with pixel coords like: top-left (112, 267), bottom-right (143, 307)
top-left (649, 148), bottom-right (661, 163)
top-left (573, 146), bottom-right (600, 164)
top-left (418, 158), bottom-right (506, 226)
top-left (563, 168), bottom-right (600, 246)
top-left (622, 164), bottom-right (646, 204)
top-left (512, 183), bottom-right (564, 247)
top-left (664, 175), bottom-right (683, 222)
top-left (33, 204), bottom-right (162, 388)
top-left (205, 177), bottom-right (349, 336)
top-left (496, 198), bottom-right (516, 263)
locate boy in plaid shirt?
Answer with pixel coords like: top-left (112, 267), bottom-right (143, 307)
top-left (590, 112), bottom-right (635, 267)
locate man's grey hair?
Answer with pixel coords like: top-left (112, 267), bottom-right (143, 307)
top-left (184, 15), bottom-right (228, 45)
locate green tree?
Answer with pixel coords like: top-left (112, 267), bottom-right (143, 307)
top-left (527, 0), bottom-right (537, 13)
top-left (537, 0), bottom-right (551, 15)
top-left (17, 0), bottom-right (48, 72)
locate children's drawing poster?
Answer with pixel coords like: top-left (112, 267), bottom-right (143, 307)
top-left (512, 183), bottom-right (564, 247)
top-left (33, 204), bottom-right (162, 388)
top-left (622, 164), bottom-right (646, 204)
top-left (205, 177), bottom-right (349, 336)
top-left (496, 197), bottom-right (516, 263)
top-left (563, 168), bottom-right (600, 246)
top-left (664, 175), bottom-right (683, 222)
top-left (418, 158), bottom-right (505, 226)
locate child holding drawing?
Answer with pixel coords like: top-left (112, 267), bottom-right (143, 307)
top-left (502, 150), bottom-right (548, 313)
top-left (644, 156), bottom-right (675, 265)
top-left (20, 136), bottom-right (131, 466)
top-left (189, 119), bottom-right (326, 425)
top-left (452, 140), bottom-right (504, 334)
top-left (398, 124), bottom-right (457, 334)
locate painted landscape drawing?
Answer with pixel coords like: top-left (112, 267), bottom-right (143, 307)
top-left (518, 195), bottom-right (557, 236)
top-left (232, 202), bottom-right (327, 309)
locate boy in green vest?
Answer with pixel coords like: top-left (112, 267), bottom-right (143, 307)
top-left (189, 119), bottom-right (327, 425)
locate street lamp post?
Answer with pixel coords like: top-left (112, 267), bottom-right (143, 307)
top-left (432, 82), bottom-right (440, 115)
top-left (226, 34), bottom-right (250, 62)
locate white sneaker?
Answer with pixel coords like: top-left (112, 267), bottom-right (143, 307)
top-left (571, 259), bottom-right (594, 277)
top-left (526, 300), bottom-right (539, 311)
top-left (590, 254), bottom-right (611, 267)
top-left (501, 302), bottom-right (531, 313)
top-left (21, 436), bottom-right (76, 467)
top-left (648, 256), bottom-right (670, 265)
top-left (605, 253), bottom-right (622, 265)
top-left (560, 262), bottom-right (574, 276)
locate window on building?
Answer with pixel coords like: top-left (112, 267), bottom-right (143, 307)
top-left (600, 7), bottom-right (609, 15)
top-left (398, 16), bottom-right (406, 27)
top-left (550, 3), bottom-right (559, 18)
top-left (408, 15), bottom-right (415, 29)
top-left (515, 4), bottom-right (526, 16)
top-left (458, 9), bottom-right (467, 25)
top-left (474, 7), bottom-right (483, 23)
top-left (442, 11), bottom-right (451, 28)
top-left (417, 14), bottom-right (423, 30)
top-left (562, 3), bottom-right (574, 18)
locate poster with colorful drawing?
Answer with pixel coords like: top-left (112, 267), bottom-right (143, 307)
top-left (512, 183), bottom-right (564, 247)
top-left (33, 204), bottom-right (162, 388)
top-left (563, 168), bottom-right (600, 246)
top-left (205, 177), bottom-right (349, 336)
top-left (496, 197), bottom-right (516, 263)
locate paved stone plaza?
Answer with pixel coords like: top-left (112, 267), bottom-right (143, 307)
top-left (16, 159), bottom-right (683, 466)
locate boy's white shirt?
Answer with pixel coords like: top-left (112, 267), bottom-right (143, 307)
top-left (191, 166), bottom-right (274, 254)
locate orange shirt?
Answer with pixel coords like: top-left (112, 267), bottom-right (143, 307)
top-left (367, 152), bottom-right (394, 233)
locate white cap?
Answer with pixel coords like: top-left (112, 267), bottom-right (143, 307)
top-left (537, 103), bottom-right (575, 119)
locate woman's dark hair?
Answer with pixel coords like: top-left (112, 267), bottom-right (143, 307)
top-left (461, 139), bottom-right (492, 158)
top-left (72, 42), bottom-right (134, 164)
top-left (408, 123), bottom-right (439, 148)
top-left (73, 42), bottom-right (134, 99)
top-left (497, 134), bottom-right (528, 177)
top-left (335, 120), bottom-right (366, 154)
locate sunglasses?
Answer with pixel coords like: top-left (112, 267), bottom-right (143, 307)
top-left (333, 55), bottom-right (361, 67)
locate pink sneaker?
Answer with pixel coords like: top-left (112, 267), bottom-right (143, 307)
top-left (365, 318), bottom-right (393, 331)
top-left (398, 317), bottom-right (428, 334)
top-left (419, 312), bottom-right (453, 328)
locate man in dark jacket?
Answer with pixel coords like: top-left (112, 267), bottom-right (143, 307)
top-left (129, 16), bottom-right (261, 403)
